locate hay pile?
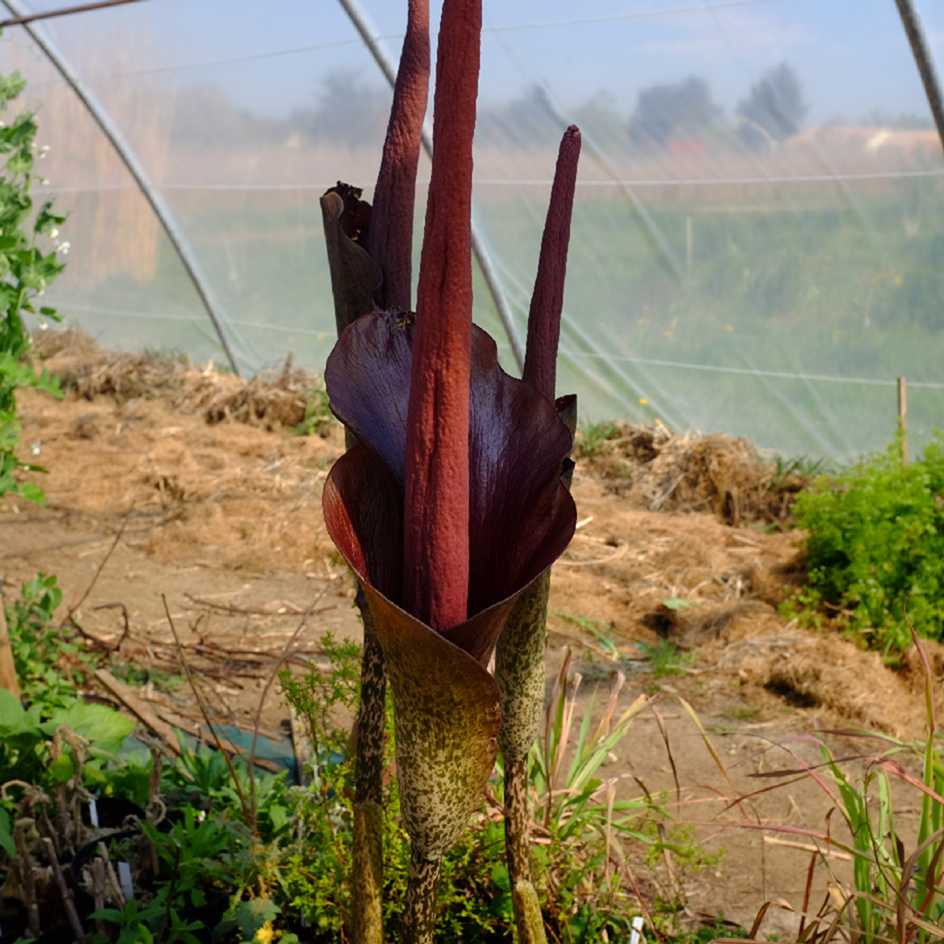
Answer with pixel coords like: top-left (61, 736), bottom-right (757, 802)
top-left (31, 328), bottom-right (324, 432)
top-left (716, 627), bottom-right (929, 735)
top-left (577, 423), bottom-right (808, 525)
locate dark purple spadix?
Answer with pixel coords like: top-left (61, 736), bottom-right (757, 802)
top-left (367, 0), bottom-right (430, 312)
top-left (523, 125), bottom-right (581, 400)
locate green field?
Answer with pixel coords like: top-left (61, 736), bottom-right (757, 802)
top-left (43, 173), bottom-right (944, 462)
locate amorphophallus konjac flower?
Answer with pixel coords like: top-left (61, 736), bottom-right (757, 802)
top-left (320, 4), bottom-right (429, 942)
top-left (321, 1), bottom-right (580, 939)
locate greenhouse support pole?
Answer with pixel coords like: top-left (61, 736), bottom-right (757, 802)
top-left (2, 0), bottom-right (244, 375)
top-left (336, 0), bottom-right (525, 370)
top-left (895, 0), bottom-right (944, 154)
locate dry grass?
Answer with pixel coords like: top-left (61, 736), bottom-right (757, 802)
top-left (577, 422), bottom-right (810, 526)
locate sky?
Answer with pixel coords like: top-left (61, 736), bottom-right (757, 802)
top-left (14, 0), bottom-right (944, 125)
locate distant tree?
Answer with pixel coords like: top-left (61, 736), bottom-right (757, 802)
top-left (862, 108), bottom-right (933, 130)
top-left (292, 69), bottom-right (390, 147)
top-left (477, 84), bottom-right (560, 148)
top-left (627, 75), bottom-right (722, 147)
top-left (169, 83), bottom-right (291, 147)
top-left (571, 91), bottom-right (627, 144)
top-left (737, 62), bottom-right (807, 143)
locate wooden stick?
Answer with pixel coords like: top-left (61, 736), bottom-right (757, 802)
top-left (0, 605), bottom-right (21, 697)
top-left (764, 835), bottom-right (852, 861)
top-left (94, 668), bottom-right (182, 757)
top-left (95, 667), bottom-right (282, 772)
top-left (898, 375), bottom-right (909, 465)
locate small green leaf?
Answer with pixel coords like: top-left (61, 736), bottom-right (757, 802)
top-left (48, 751), bottom-right (74, 783)
top-left (42, 703), bottom-right (135, 752)
top-left (0, 807), bottom-right (15, 858)
top-left (19, 481), bottom-right (45, 504)
top-left (0, 687), bottom-right (26, 730)
top-left (662, 597), bottom-right (692, 611)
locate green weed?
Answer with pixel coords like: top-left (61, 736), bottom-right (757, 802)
top-left (575, 421), bottom-right (621, 459)
top-left (791, 435), bottom-right (944, 656)
top-left (3, 572), bottom-right (97, 707)
top-left (292, 385), bottom-right (334, 437)
top-left (636, 639), bottom-right (694, 677)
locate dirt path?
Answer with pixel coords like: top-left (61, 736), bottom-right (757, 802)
top-left (7, 335), bottom-right (941, 932)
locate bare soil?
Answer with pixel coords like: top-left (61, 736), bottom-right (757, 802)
top-left (6, 332), bottom-right (942, 935)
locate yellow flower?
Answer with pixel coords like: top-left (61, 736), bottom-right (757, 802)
top-left (255, 923), bottom-right (275, 944)
top-left (638, 398), bottom-right (649, 406)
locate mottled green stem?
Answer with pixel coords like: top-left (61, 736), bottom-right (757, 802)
top-left (496, 571), bottom-right (551, 944)
top-left (403, 852), bottom-right (442, 944)
top-left (351, 587), bottom-right (385, 944)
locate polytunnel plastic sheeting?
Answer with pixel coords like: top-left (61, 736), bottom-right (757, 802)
top-left (3, 0), bottom-right (944, 462)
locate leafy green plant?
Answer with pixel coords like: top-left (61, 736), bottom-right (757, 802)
top-left (0, 66), bottom-right (66, 503)
top-left (292, 385), bottom-right (334, 437)
top-left (3, 571), bottom-right (98, 707)
top-left (791, 436), bottom-right (944, 655)
top-left (636, 639), bottom-right (695, 678)
top-left (529, 659), bottom-right (660, 940)
top-left (554, 610), bottom-right (620, 659)
top-left (574, 420), bottom-right (620, 459)
top-left (0, 688), bottom-right (135, 851)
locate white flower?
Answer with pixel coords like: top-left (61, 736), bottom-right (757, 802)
top-left (30, 442), bottom-right (41, 456)
top-left (39, 320), bottom-right (48, 331)
top-left (40, 178), bottom-right (50, 186)
top-left (49, 228), bottom-right (59, 239)
top-left (39, 145), bottom-right (50, 158)
top-left (57, 241), bottom-right (70, 255)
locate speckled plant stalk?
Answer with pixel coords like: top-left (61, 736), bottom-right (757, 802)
top-left (320, 185), bottom-right (386, 944)
top-left (496, 126), bottom-right (581, 944)
top-left (319, 6), bottom-right (428, 940)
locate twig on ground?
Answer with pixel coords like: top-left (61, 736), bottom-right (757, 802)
top-left (43, 837), bottom-right (85, 939)
top-left (162, 595), bottom-right (252, 819)
top-left (248, 590), bottom-right (327, 826)
top-left (90, 602), bottom-right (131, 649)
top-left (183, 592), bottom-right (321, 617)
top-left (63, 503), bottom-right (135, 625)
top-left (94, 668), bottom-right (182, 758)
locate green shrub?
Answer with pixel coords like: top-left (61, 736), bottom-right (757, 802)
top-left (792, 437), bottom-right (944, 655)
top-left (0, 66), bottom-right (66, 502)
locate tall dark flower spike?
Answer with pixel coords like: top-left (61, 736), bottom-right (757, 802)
top-left (319, 5), bottom-right (429, 943)
top-left (367, 0), bottom-right (429, 312)
top-left (497, 125), bottom-right (581, 944)
top-left (322, 1), bottom-right (577, 939)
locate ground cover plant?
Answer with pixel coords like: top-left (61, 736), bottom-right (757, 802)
top-left (791, 436), bottom-right (944, 656)
top-left (1, 570), bottom-right (692, 943)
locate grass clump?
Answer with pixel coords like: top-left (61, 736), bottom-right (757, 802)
top-left (574, 420), bottom-right (621, 459)
top-left (791, 436), bottom-right (944, 656)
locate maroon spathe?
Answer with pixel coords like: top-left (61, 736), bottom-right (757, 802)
top-left (523, 126), bottom-right (581, 401)
top-left (402, 0), bottom-right (481, 631)
top-left (324, 313), bottom-right (575, 666)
